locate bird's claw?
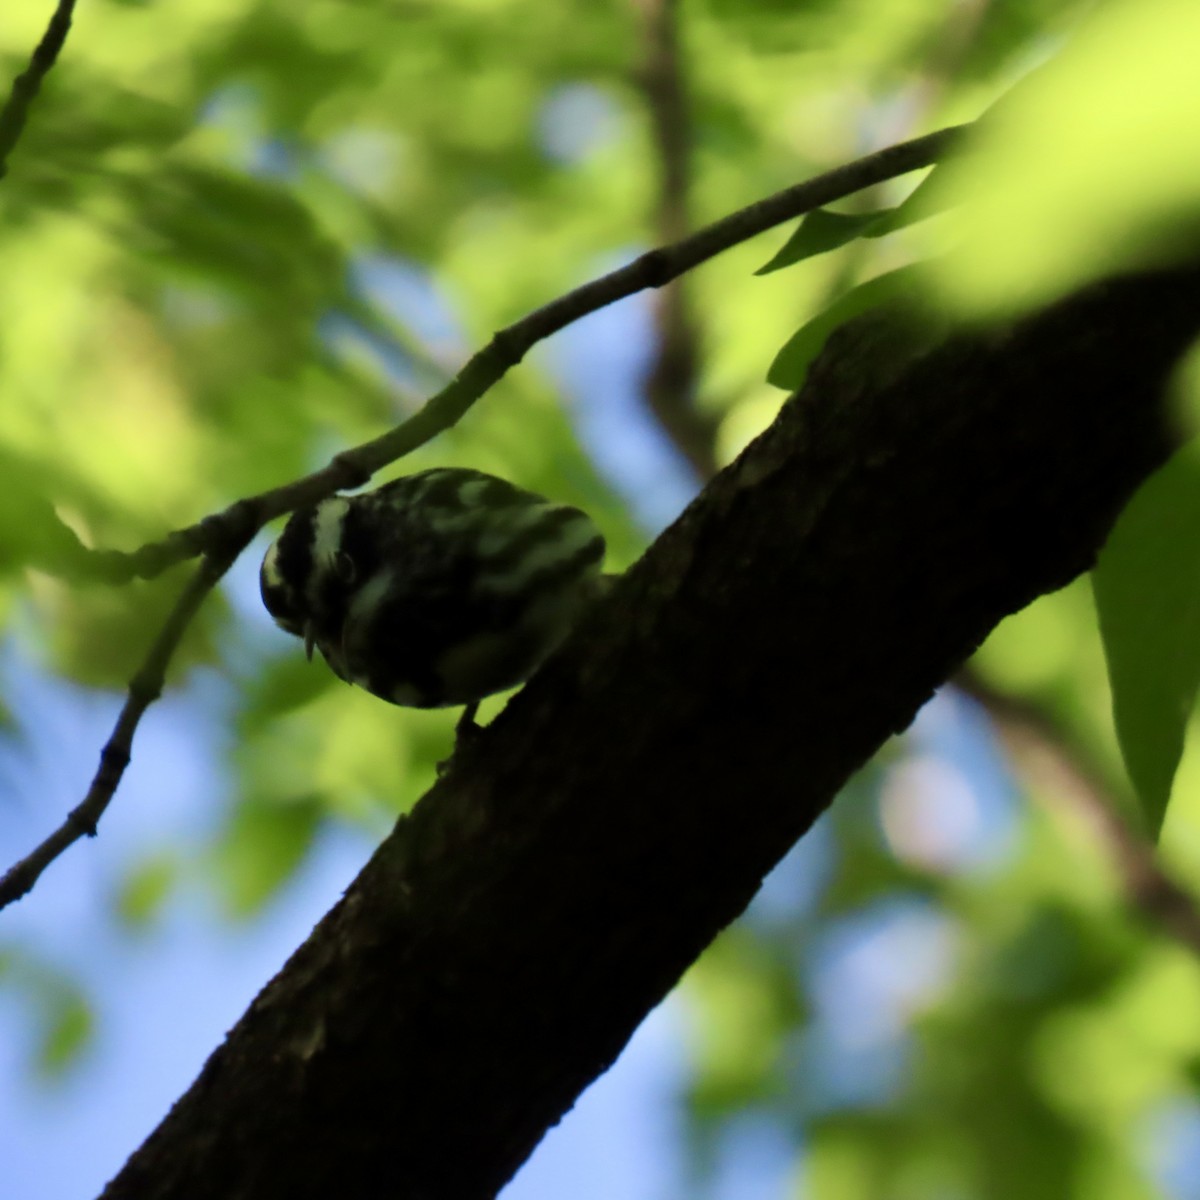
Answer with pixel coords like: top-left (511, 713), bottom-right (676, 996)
top-left (436, 702), bottom-right (482, 776)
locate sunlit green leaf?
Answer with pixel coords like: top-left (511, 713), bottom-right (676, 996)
top-left (0, 449), bottom-right (95, 579)
top-left (931, 0), bottom-right (1200, 313)
top-left (756, 210), bottom-right (882, 276)
top-left (1092, 448), bottom-right (1200, 835)
top-left (755, 171), bottom-right (949, 276)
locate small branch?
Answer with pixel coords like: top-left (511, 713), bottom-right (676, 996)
top-left (632, 0), bottom-right (717, 478)
top-left (0, 539), bottom-right (249, 911)
top-left (0, 0), bottom-right (77, 181)
top-left (958, 671), bottom-right (1200, 955)
top-left (84, 123), bottom-right (966, 584)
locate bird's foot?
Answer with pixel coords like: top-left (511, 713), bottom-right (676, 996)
top-left (436, 702), bottom-right (481, 776)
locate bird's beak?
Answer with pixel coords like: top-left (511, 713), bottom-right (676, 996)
top-left (303, 620), bottom-right (317, 662)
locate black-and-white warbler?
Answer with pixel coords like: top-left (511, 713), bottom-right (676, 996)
top-left (260, 468), bottom-right (607, 725)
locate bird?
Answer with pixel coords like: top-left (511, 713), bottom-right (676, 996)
top-left (259, 467), bottom-right (607, 737)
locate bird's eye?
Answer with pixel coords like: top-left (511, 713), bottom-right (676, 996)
top-left (333, 550), bottom-right (357, 584)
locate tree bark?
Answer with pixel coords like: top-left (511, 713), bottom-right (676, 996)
top-left (101, 267), bottom-right (1200, 1200)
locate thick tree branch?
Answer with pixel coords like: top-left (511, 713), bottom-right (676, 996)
top-left (99, 265), bottom-right (1200, 1200)
top-left (0, 0), bottom-right (77, 181)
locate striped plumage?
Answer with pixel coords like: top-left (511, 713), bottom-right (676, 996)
top-left (260, 468), bottom-right (607, 710)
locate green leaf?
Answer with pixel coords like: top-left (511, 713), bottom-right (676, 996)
top-left (237, 652), bottom-right (339, 737)
top-left (212, 794), bottom-right (324, 917)
top-left (0, 449), bottom-right (95, 579)
top-left (766, 265), bottom-right (920, 391)
top-left (756, 209), bottom-right (882, 276)
top-left (865, 168), bottom-right (953, 237)
top-left (114, 853), bottom-right (179, 930)
top-left (1092, 448), bottom-right (1200, 836)
top-left (755, 170), bottom-right (950, 276)
top-left (929, 0), bottom-right (1200, 314)
top-left (38, 993), bottom-right (94, 1078)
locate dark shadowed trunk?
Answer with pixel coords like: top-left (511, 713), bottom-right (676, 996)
top-left (101, 266), bottom-right (1200, 1200)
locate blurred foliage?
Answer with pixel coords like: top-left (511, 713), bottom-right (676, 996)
top-left (1094, 449), bottom-right (1200, 838)
top-left (209, 790), bottom-right (325, 918)
top-left (929, 0), bottom-right (1200, 314)
top-left (114, 850), bottom-right (179, 930)
top-left (1, 0), bottom-right (1200, 1197)
top-left (0, 944), bottom-right (95, 1080)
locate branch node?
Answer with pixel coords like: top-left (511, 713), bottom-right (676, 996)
top-left (330, 452), bottom-right (373, 491)
top-left (205, 499), bottom-right (261, 551)
top-left (128, 671), bottom-right (164, 706)
top-left (488, 328), bottom-right (526, 369)
top-left (66, 805), bottom-right (99, 838)
top-left (638, 248), bottom-right (673, 288)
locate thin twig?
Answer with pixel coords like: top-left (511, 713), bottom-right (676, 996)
top-left (0, 0), bottom-right (77, 181)
top-left (958, 671), bottom-right (1200, 955)
top-left (75, 122), bottom-right (967, 585)
top-left (0, 540), bottom-right (248, 910)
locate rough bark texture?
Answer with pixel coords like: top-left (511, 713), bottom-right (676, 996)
top-left (102, 268), bottom-right (1200, 1200)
